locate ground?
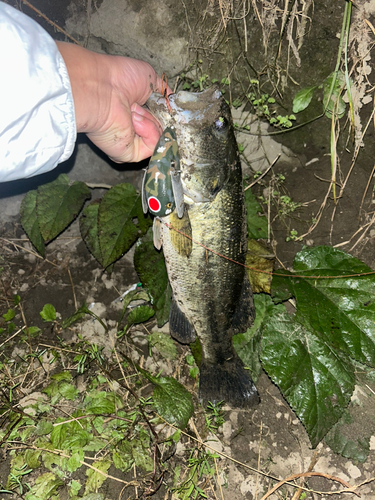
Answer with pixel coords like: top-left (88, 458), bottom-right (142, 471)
top-left (2, 0), bottom-right (375, 499)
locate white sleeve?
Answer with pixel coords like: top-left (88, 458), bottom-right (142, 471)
top-left (0, 3), bottom-right (76, 183)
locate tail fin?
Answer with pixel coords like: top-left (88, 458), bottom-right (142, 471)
top-left (199, 356), bottom-right (259, 408)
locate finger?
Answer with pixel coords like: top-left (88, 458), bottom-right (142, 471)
top-left (131, 109), bottom-right (162, 162)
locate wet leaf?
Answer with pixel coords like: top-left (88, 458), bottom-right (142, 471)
top-left (20, 189), bottom-right (45, 256)
top-left (264, 245), bottom-right (375, 446)
top-left (261, 310), bottom-right (355, 446)
top-left (245, 188), bottom-right (268, 239)
top-left (127, 305), bottom-right (154, 327)
top-left (139, 368), bottom-right (194, 429)
top-left (36, 174), bottom-right (90, 242)
top-left (272, 246), bottom-right (375, 366)
top-left (134, 228), bottom-right (172, 326)
top-left (292, 85), bottom-right (316, 113)
top-left (98, 183), bottom-right (152, 268)
top-left (79, 200), bottom-right (102, 265)
top-left (246, 240), bottom-right (274, 293)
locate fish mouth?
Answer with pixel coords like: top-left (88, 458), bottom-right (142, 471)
top-left (146, 86), bottom-right (223, 128)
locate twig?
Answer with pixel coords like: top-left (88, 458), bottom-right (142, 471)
top-left (21, 0), bottom-right (82, 45)
top-left (260, 471), bottom-right (359, 500)
top-left (359, 163), bottom-right (375, 216)
top-left (244, 155), bottom-right (280, 190)
top-left (0, 238), bottom-right (58, 267)
top-left (0, 328), bottom-right (23, 348)
top-left (67, 267), bottom-right (78, 310)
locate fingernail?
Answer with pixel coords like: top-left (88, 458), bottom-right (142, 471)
top-left (132, 111), bottom-right (144, 122)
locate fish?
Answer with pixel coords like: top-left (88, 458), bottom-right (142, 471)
top-left (145, 86), bottom-right (259, 408)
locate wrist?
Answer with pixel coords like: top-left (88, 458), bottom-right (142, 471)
top-left (56, 41), bottom-right (111, 134)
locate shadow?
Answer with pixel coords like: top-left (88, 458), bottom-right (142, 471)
top-left (0, 135), bottom-right (150, 200)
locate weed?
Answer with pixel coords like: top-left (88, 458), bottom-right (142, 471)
top-left (205, 401), bottom-right (225, 432)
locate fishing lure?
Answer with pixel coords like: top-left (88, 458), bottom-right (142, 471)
top-left (142, 126), bottom-right (184, 218)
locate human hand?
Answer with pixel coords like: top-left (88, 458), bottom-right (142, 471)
top-left (57, 42), bottom-right (170, 163)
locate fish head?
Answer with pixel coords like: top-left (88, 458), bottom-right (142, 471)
top-left (147, 86), bottom-right (239, 204)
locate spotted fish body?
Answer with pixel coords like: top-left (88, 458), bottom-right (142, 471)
top-left (146, 87), bottom-right (259, 408)
top-left (142, 127), bottom-right (184, 218)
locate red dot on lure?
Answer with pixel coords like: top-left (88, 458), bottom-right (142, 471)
top-left (148, 197), bottom-right (161, 213)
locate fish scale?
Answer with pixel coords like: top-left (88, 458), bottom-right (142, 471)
top-left (147, 86), bottom-right (259, 408)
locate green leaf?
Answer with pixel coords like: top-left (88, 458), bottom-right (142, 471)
top-left (2, 309), bottom-right (15, 321)
top-left (68, 479), bottom-right (82, 497)
top-left (98, 183), bottom-right (152, 268)
top-left (244, 188), bottom-right (268, 239)
top-left (58, 381), bottom-right (79, 401)
top-left (36, 420), bottom-right (54, 436)
top-left (149, 332), bottom-right (178, 359)
top-left (134, 228), bottom-right (171, 326)
top-left (85, 391), bottom-right (123, 415)
top-left (139, 368), bottom-right (194, 429)
top-left (261, 310), bottom-right (355, 447)
top-left (292, 85), bottom-right (316, 113)
top-left (62, 303), bottom-right (90, 329)
top-left (64, 430), bottom-right (92, 450)
top-left (265, 245), bottom-right (375, 445)
top-left (323, 72), bottom-right (346, 119)
top-left (36, 174), bottom-right (91, 241)
top-left (20, 189), bottom-right (45, 256)
top-left (84, 460), bottom-right (111, 495)
top-left (112, 450), bottom-right (133, 472)
top-left (273, 246), bottom-right (375, 366)
top-left (127, 305), bottom-right (155, 327)
top-left (24, 449), bottom-right (42, 469)
top-left (79, 200), bottom-right (103, 264)
top-left (51, 371), bottom-right (72, 382)
top-left (40, 304), bottom-right (56, 322)
top-left (25, 472), bottom-right (63, 500)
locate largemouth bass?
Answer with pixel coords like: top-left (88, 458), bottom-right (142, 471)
top-left (146, 87), bottom-right (259, 408)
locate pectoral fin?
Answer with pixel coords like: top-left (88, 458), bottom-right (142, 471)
top-left (169, 210), bottom-right (193, 257)
top-left (152, 218), bottom-right (162, 250)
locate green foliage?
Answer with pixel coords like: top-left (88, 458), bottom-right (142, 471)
top-left (246, 80), bottom-right (295, 129)
top-left (293, 71), bottom-right (350, 119)
top-left (20, 175), bottom-right (152, 269)
top-left (138, 367), bottom-right (194, 429)
top-left (259, 246), bottom-right (375, 446)
top-left (39, 304), bottom-right (57, 322)
top-left (244, 188), bottom-right (268, 239)
top-left (204, 401), bottom-right (225, 432)
top-left (134, 228), bottom-right (172, 327)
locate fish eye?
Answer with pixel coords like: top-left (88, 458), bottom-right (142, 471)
top-left (166, 202), bottom-right (172, 209)
top-left (214, 116), bottom-right (228, 131)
